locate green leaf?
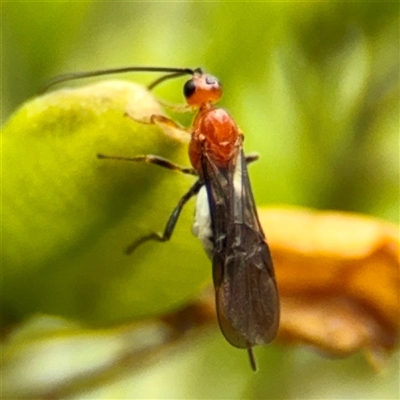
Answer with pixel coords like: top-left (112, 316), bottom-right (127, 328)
top-left (2, 80), bottom-right (210, 325)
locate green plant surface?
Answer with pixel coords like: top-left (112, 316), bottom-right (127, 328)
top-left (3, 81), bottom-right (209, 325)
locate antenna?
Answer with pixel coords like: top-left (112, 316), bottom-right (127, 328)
top-left (41, 66), bottom-right (195, 92)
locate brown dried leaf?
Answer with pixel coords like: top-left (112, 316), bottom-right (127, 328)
top-left (260, 207), bottom-right (399, 370)
top-left (162, 207), bottom-right (399, 371)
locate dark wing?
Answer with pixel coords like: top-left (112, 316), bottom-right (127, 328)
top-left (202, 149), bottom-right (280, 348)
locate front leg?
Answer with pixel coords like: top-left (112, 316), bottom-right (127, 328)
top-left (125, 111), bottom-right (191, 141)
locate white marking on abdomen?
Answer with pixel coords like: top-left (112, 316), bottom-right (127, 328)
top-left (192, 186), bottom-right (214, 259)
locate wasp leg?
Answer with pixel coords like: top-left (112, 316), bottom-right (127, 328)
top-left (97, 153), bottom-right (197, 176)
top-left (150, 114), bottom-right (190, 133)
top-left (157, 99), bottom-right (193, 113)
top-left (125, 179), bottom-right (203, 254)
top-left (245, 153), bottom-right (259, 165)
top-left (247, 348), bottom-right (258, 372)
top-left (124, 111), bottom-right (191, 140)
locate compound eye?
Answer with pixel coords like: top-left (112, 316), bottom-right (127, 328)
top-left (183, 79), bottom-right (196, 99)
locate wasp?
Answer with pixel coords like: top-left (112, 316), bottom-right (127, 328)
top-left (45, 66), bottom-right (280, 370)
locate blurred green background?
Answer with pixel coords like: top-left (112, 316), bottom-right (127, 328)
top-left (2, 2), bottom-right (399, 399)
